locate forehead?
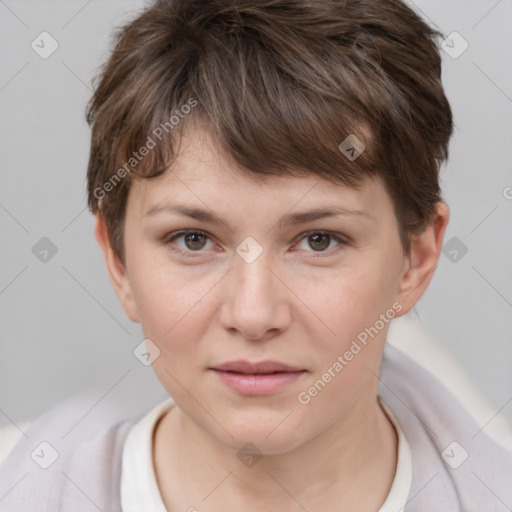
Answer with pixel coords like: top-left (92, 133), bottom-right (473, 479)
top-left (127, 126), bottom-right (394, 222)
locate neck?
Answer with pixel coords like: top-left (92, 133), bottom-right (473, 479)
top-left (153, 387), bottom-right (398, 512)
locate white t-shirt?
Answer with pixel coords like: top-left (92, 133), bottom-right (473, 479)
top-left (120, 396), bottom-right (412, 512)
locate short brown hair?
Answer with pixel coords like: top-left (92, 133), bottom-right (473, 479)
top-left (86, 0), bottom-right (453, 264)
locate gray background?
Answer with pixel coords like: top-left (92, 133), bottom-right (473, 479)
top-left (1, 0), bottom-right (511, 428)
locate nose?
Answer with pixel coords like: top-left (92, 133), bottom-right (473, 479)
top-left (218, 251), bottom-right (291, 342)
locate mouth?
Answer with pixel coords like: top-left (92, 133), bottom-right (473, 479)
top-left (209, 360), bottom-right (307, 395)
top-left (212, 360), bottom-right (305, 373)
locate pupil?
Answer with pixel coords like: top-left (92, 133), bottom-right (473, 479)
top-left (309, 234), bottom-right (329, 251)
top-left (185, 233), bottom-right (206, 250)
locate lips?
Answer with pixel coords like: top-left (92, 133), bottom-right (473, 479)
top-left (212, 360), bottom-right (304, 374)
top-left (209, 360), bottom-right (307, 395)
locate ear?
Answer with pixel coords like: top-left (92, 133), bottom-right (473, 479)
top-left (394, 202), bottom-right (450, 316)
top-left (94, 214), bottom-right (140, 322)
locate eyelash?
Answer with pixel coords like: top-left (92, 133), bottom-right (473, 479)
top-left (163, 229), bottom-right (349, 258)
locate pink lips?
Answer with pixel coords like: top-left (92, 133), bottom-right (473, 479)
top-left (210, 360), bottom-right (307, 395)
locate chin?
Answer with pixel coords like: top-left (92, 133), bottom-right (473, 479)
top-left (213, 415), bottom-right (307, 456)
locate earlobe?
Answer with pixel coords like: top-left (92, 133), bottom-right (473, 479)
top-left (395, 202), bottom-right (450, 316)
top-left (94, 214), bottom-right (140, 323)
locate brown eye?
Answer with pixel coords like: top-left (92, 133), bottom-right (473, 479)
top-left (293, 231), bottom-right (347, 256)
top-left (183, 232), bottom-right (208, 250)
top-left (165, 230), bottom-right (214, 255)
top-left (307, 233), bottom-right (331, 251)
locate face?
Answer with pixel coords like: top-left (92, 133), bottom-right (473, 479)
top-left (99, 127), bottom-right (442, 455)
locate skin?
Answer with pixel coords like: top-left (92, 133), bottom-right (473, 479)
top-left (95, 126), bottom-right (449, 511)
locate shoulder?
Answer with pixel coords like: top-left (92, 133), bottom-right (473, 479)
top-left (386, 313), bottom-right (512, 452)
top-left (0, 391), bottom-right (165, 511)
top-left (380, 342), bottom-right (512, 509)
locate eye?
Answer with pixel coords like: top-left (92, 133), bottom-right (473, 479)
top-left (293, 231), bottom-right (347, 255)
top-left (164, 230), bottom-right (215, 255)
top-left (163, 229), bottom-right (348, 258)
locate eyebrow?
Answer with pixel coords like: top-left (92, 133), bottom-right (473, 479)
top-left (143, 203), bottom-right (371, 229)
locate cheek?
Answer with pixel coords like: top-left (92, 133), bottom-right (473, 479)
top-left (304, 255), bottom-right (399, 352)
top-left (292, 261), bottom-right (399, 424)
top-left (128, 252), bottom-right (221, 356)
